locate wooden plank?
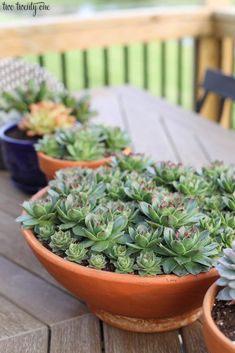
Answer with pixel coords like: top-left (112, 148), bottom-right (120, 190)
top-left (91, 88), bottom-right (125, 129)
top-left (117, 86), bottom-right (235, 149)
top-left (197, 135), bottom-right (235, 164)
top-left (220, 37), bottom-right (234, 129)
top-left (195, 36), bottom-right (222, 122)
top-left (181, 321), bottom-right (208, 353)
top-left (0, 208), bottom-right (61, 286)
top-left (213, 9), bottom-right (235, 38)
top-left (162, 119), bottom-right (209, 167)
top-left (0, 256), bottom-right (102, 353)
top-left (0, 295), bottom-right (48, 353)
top-left (116, 87), bottom-right (178, 162)
top-left (0, 8), bottom-right (212, 57)
top-left (104, 324), bottom-right (182, 353)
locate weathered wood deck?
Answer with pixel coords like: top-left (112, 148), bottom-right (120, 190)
top-left (1, 86), bottom-right (235, 353)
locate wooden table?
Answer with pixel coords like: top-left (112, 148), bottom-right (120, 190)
top-left (1, 86), bottom-right (235, 353)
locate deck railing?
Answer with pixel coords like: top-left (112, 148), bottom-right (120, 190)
top-left (0, 1), bottom-right (235, 127)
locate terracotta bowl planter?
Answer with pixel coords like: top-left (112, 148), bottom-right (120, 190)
top-left (203, 283), bottom-right (235, 353)
top-left (37, 147), bottom-right (131, 180)
top-left (21, 187), bottom-right (218, 333)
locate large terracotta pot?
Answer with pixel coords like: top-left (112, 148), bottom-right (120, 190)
top-left (21, 187), bottom-right (218, 333)
top-left (203, 283), bottom-right (235, 353)
top-left (37, 147), bottom-right (131, 180)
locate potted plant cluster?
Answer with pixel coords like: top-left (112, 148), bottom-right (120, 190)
top-left (0, 81), bottom-right (96, 193)
top-left (203, 241), bottom-right (235, 353)
top-left (36, 124), bottom-right (131, 180)
top-left (17, 156), bottom-right (235, 333)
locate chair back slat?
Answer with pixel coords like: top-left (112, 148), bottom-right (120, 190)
top-left (196, 69), bottom-right (235, 124)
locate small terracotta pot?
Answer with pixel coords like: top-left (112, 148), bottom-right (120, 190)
top-left (203, 283), bottom-right (235, 353)
top-left (21, 187), bottom-right (218, 333)
top-left (37, 147), bottom-right (131, 180)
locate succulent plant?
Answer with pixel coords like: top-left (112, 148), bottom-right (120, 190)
top-left (216, 241), bottom-right (235, 302)
top-left (89, 254), bottom-right (107, 270)
top-left (56, 192), bottom-right (96, 230)
top-left (108, 244), bottom-right (128, 259)
top-left (173, 174), bottom-right (212, 196)
top-left (112, 154), bottom-right (154, 173)
top-left (153, 161), bottom-right (190, 187)
top-left (134, 251), bottom-right (162, 276)
top-left (114, 255), bottom-right (134, 274)
top-left (140, 196), bottom-right (203, 229)
top-left (18, 101), bottom-right (76, 137)
top-left (223, 194), bottom-right (235, 212)
top-left (157, 227), bottom-right (218, 276)
top-left (0, 80), bottom-right (96, 125)
top-left (74, 213), bottom-right (128, 252)
top-left (36, 125), bottom-right (130, 160)
top-left (49, 230), bottom-right (72, 252)
top-left (65, 243), bottom-right (88, 263)
top-left (59, 93), bottom-right (97, 124)
top-left (16, 195), bottom-right (58, 228)
top-left (17, 154), bottom-right (235, 277)
top-left (34, 222), bottom-right (55, 241)
top-left (217, 172), bottom-right (235, 194)
top-left (0, 80), bottom-right (54, 113)
top-left (127, 224), bottom-right (162, 252)
top-left (103, 126), bottom-right (131, 153)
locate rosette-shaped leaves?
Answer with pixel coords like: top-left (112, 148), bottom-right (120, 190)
top-left (134, 251), bottom-right (162, 276)
top-left (127, 224), bottom-right (162, 251)
top-left (216, 241), bottom-right (235, 301)
top-left (104, 126), bottom-right (131, 153)
top-left (89, 254), bottom-right (106, 270)
top-left (74, 213), bottom-right (128, 252)
top-left (202, 161), bottom-right (230, 181)
top-left (37, 124), bottom-right (130, 161)
top-left (124, 179), bottom-right (155, 203)
top-left (49, 230), bottom-right (72, 252)
top-left (59, 94), bottom-right (97, 124)
top-left (19, 101), bottom-right (76, 137)
top-left (107, 244), bottom-right (127, 259)
top-left (34, 222), bottom-right (55, 241)
top-left (223, 193), bottom-right (235, 212)
top-left (173, 174), bottom-right (212, 196)
top-left (217, 172), bottom-right (235, 194)
top-left (156, 227), bottom-right (218, 276)
top-left (140, 197), bottom-right (203, 229)
top-left (65, 243), bottom-right (88, 263)
top-left (16, 195), bottom-right (58, 228)
top-left (112, 154), bottom-right (154, 173)
top-left (114, 255), bottom-right (134, 274)
top-left (56, 192), bottom-right (96, 230)
top-left (154, 161), bottom-right (190, 187)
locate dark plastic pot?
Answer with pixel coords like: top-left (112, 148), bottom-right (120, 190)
top-left (0, 123), bottom-right (47, 194)
top-left (0, 140), bottom-right (5, 169)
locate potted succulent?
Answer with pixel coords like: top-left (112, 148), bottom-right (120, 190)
top-left (17, 156), bottom-right (235, 333)
top-left (203, 241), bottom-right (235, 353)
top-left (0, 81), bottom-right (96, 193)
top-left (0, 110), bottom-right (20, 169)
top-left (36, 124), bottom-right (131, 180)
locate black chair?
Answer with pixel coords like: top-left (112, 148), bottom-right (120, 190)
top-left (195, 68), bottom-right (235, 123)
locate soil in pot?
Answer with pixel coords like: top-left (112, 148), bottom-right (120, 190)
top-left (6, 125), bottom-right (40, 140)
top-left (212, 300), bottom-right (235, 341)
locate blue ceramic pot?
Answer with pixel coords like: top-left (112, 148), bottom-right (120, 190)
top-left (0, 123), bottom-right (47, 194)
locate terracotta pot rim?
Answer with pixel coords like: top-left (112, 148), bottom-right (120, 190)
top-left (37, 147), bottom-right (131, 165)
top-left (22, 186), bottom-right (218, 285)
top-left (203, 283), bottom-right (235, 350)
